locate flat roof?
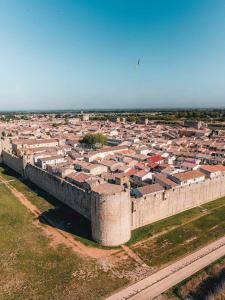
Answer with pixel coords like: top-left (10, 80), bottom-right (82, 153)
top-left (92, 183), bottom-right (124, 195)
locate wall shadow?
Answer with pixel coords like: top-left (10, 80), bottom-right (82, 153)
top-left (39, 206), bottom-right (92, 241)
top-left (189, 268), bottom-right (225, 300)
top-left (0, 163), bottom-right (21, 179)
top-left (174, 267), bottom-right (225, 300)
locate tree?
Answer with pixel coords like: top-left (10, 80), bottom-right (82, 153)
top-left (81, 133), bottom-right (107, 147)
top-left (127, 115), bottom-right (140, 123)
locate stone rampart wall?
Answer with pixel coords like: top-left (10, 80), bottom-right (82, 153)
top-left (25, 164), bottom-right (92, 220)
top-left (2, 151), bottom-right (24, 175)
top-left (132, 175), bottom-right (225, 229)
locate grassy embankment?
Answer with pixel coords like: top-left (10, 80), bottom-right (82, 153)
top-left (0, 182), bottom-right (130, 300)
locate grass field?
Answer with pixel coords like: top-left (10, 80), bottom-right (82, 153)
top-left (0, 164), bottom-right (56, 212)
top-left (0, 182), bottom-right (129, 300)
top-left (131, 195), bottom-right (225, 267)
top-left (0, 165), bottom-right (99, 247)
top-left (127, 206), bottom-right (204, 245)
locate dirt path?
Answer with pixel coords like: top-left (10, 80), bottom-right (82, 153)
top-left (122, 245), bottom-right (150, 268)
top-left (0, 175), bottom-right (118, 259)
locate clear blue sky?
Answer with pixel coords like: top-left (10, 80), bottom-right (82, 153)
top-left (1, 0), bottom-right (225, 110)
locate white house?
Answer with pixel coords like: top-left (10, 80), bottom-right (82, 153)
top-left (37, 155), bottom-right (66, 170)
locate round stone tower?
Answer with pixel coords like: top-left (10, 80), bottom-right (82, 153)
top-left (91, 183), bottom-right (131, 246)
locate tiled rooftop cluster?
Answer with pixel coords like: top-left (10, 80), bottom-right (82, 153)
top-left (1, 114), bottom-right (225, 196)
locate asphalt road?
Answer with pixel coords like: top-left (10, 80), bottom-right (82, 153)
top-left (106, 235), bottom-right (225, 300)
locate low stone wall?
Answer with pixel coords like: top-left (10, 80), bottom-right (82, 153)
top-left (132, 175), bottom-right (225, 229)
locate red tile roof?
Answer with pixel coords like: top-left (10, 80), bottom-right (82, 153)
top-left (200, 165), bottom-right (225, 173)
top-left (125, 168), bottom-right (138, 176)
top-left (135, 170), bottom-right (149, 178)
top-left (147, 154), bottom-right (163, 163)
top-left (154, 173), bottom-right (178, 187)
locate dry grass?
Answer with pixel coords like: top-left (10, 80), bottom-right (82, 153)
top-left (0, 183), bottom-right (132, 300)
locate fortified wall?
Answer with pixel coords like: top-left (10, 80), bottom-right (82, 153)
top-left (1, 151), bottom-right (130, 246)
top-left (91, 185), bottom-right (131, 246)
top-left (25, 164), bottom-right (92, 220)
top-left (2, 151), bottom-right (225, 246)
top-left (132, 175), bottom-right (225, 229)
top-left (2, 151), bottom-right (24, 175)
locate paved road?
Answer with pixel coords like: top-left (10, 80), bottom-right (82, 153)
top-left (106, 235), bottom-right (225, 300)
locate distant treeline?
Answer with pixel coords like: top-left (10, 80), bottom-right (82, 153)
top-left (1, 109), bottom-right (225, 122)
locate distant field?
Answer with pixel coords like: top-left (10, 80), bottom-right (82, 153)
top-left (0, 182), bottom-right (130, 300)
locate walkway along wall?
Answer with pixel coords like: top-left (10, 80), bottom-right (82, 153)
top-left (132, 175), bottom-right (225, 229)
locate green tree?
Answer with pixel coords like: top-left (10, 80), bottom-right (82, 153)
top-left (81, 133), bottom-right (107, 147)
top-left (127, 115), bottom-right (140, 123)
